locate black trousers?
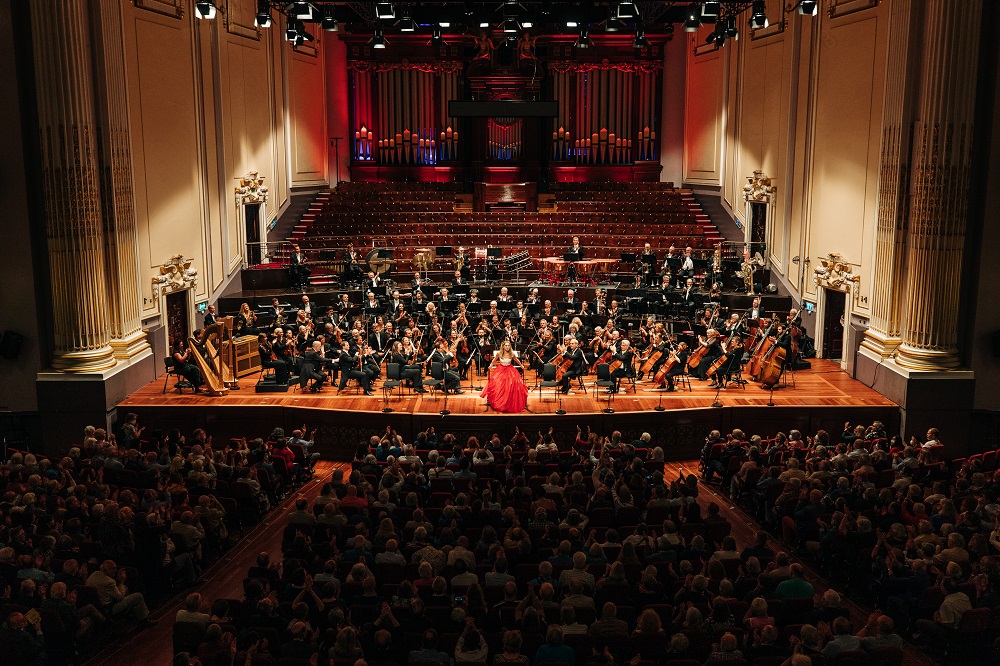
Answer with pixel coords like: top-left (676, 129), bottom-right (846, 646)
top-left (299, 368), bottom-right (325, 389)
top-left (560, 369), bottom-right (581, 391)
top-left (339, 368), bottom-right (371, 391)
top-left (261, 358), bottom-right (289, 383)
top-left (176, 362), bottom-right (203, 387)
top-left (442, 369), bottom-right (461, 391)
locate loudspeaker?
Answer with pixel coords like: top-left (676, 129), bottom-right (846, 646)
top-left (0, 330), bottom-right (23, 359)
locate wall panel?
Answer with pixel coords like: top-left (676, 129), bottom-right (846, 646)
top-left (683, 31), bottom-right (726, 185)
top-left (287, 44), bottom-right (329, 186)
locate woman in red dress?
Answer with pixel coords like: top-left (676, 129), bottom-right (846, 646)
top-left (481, 339), bottom-right (529, 413)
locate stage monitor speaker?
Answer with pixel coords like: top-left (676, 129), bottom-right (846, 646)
top-left (0, 330), bottom-right (23, 359)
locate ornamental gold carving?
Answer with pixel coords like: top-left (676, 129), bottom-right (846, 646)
top-left (814, 253), bottom-right (861, 295)
top-left (743, 170), bottom-right (777, 204)
top-left (152, 255), bottom-right (198, 297)
top-left (235, 171), bottom-right (269, 206)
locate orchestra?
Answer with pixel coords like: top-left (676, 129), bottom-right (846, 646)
top-left (203, 240), bottom-right (812, 404)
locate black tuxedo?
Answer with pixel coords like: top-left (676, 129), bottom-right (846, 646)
top-left (664, 349), bottom-right (689, 389)
top-left (337, 349), bottom-right (371, 391)
top-left (299, 349), bottom-right (326, 389)
top-left (428, 350), bottom-right (461, 391)
top-left (259, 341), bottom-right (289, 383)
top-left (290, 252), bottom-right (311, 287)
top-left (368, 331), bottom-right (388, 353)
top-left (559, 347), bottom-right (585, 392)
top-left (610, 349), bottom-right (636, 391)
top-left (204, 312), bottom-right (217, 327)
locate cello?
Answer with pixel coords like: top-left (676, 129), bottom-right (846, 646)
top-left (686, 332), bottom-right (717, 372)
top-left (745, 320), bottom-right (776, 379)
top-left (707, 319), bottom-right (746, 379)
top-left (653, 342), bottom-right (682, 385)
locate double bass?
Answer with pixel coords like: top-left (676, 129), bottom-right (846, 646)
top-left (745, 320), bottom-right (777, 379)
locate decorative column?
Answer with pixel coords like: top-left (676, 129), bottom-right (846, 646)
top-left (30, 0), bottom-right (115, 372)
top-left (862, 0), bottom-right (918, 358)
top-left (896, 0), bottom-right (982, 371)
top-left (90, 0), bottom-right (149, 360)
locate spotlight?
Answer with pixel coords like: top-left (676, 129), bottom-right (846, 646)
top-left (479, 20), bottom-right (490, 28)
top-left (398, 17), bottom-right (417, 32)
top-left (285, 17), bottom-right (300, 41)
top-left (375, 3), bottom-right (395, 20)
top-left (575, 28), bottom-right (591, 48)
top-left (750, 1), bottom-right (769, 29)
top-left (714, 33), bottom-right (725, 47)
top-left (705, 31), bottom-right (717, 45)
top-left (633, 28), bottom-right (648, 49)
top-left (616, 2), bottom-right (637, 19)
top-left (606, 17), bottom-right (624, 32)
top-left (432, 28), bottom-right (442, 42)
top-left (522, 20), bottom-right (533, 28)
top-left (293, 1), bottom-right (314, 20)
top-left (439, 21), bottom-right (451, 28)
top-left (254, 0), bottom-right (271, 28)
top-left (798, 0), bottom-right (818, 15)
top-left (566, 20), bottom-right (578, 28)
top-left (321, 7), bottom-right (338, 32)
top-left (702, 1), bottom-right (720, 20)
top-left (684, 8), bottom-right (700, 32)
top-left (725, 16), bottom-right (738, 39)
top-left (372, 24), bottom-right (388, 49)
top-left (194, 1), bottom-right (217, 19)
top-left (503, 18), bottom-right (519, 33)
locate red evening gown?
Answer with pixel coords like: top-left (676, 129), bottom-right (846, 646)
top-left (480, 358), bottom-right (529, 413)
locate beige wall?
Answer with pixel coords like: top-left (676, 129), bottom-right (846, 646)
top-left (121, 0), bottom-right (326, 319)
top-left (685, 0), bottom-right (889, 331)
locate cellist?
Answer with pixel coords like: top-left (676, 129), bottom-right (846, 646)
top-left (558, 337), bottom-right (585, 395)
top-left (693, 329), bottom-right (723, 380)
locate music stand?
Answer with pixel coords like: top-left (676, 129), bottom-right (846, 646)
top-left (468, 302), bottom-right (482, 317)
top-left (620, 252), bottom-right (637, 263)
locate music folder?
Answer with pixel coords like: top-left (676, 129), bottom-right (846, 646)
top-left (564, 252), bottom-right (580, 262)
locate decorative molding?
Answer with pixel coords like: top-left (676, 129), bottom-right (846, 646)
top-left (224, 0), bottom-right (261, 41)
top-left (132, 0), bottom-right (184, 20)
top-left (814, 253), bottom-right (861, 294)
top-left (152, 255), bottom-right (198, 297)
top-left (829, 0), bottom-right (880, 19)
top-left (742, 170), bottom-right (777, 204)
top-left (235, 170), bottom-right (269, 206)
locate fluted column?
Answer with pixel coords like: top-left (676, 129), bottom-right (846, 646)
top-left (31, 0), bottom-right (115, 372)
top-left (90, 0), bottom-right (149, 360)
top-left (862, 0), bottom-right (918, 358)
top-left (896, 0), bottom-right (981, 370)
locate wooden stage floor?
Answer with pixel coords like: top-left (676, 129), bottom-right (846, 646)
top-left (119, 360), bottom-right (898, 461)
top-left (122, 359), bottom-right (893, 415)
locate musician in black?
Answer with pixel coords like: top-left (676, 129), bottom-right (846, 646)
top-left (428, 338), bottom-right (462, 394)
top-left (411, 272), bottom-right (424, 290)
top-left (559, 337), bottom-right (585, 394)
top-left (203, 304), bottom-right (217, 327)
top-left (695, 330), bottom-right (724, 381)
top-left (747, 296), bottom-right (764, 321)
top-left (471, 323), bottom-right (493, 376)
top-left (171, 339), bottom-right (204, 392)
top-left (257, 333), bottom-right (289, 384)
top-left (368, 322), bottom-right (390, 355)
top-left (343, 244), bottom-right (363, 284)
top-left (679, 246), bottom-right (695, 282)
top-left (452, 270), bottom-right (467, 287)
top-left (563, 290), bottom-right (578, 315)
top-left (389, 340), bottom-right (425, 393)
top-left (567, 236), bottom-right (584, 284)
top-left (608, 339), bottom-right (636, 394)
top-left (641, 242), bottom-right (657, 286)
top-left (359, 343), bottom-right (381, 382)
top-left (663, 341), bottom-right (689, 392)
top-left (337, 340), bottom-right (373, 394)
top-left (411, 290), bottom-right (427, 312)
top-left (365, 271), bottom-right (383, 293)
top-left (298, 341), bottom-right (327, 393)
top-left (289, 244), bottom-right (310, 289)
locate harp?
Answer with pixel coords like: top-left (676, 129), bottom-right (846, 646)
top-left (188, 316), bottom-right (237, 396)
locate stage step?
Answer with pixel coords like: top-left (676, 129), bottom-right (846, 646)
top-left (256, 380), bottom-right (289, 393)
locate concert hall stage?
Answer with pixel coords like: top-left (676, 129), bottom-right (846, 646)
top-left (119, 360), bottom-right (897, 462)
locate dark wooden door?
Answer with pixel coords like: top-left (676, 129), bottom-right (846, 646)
top-left (750, 202), bottom-right (767, 245)
top-left (245, 204), bottom-right (261, 266)
top-left (822, 289), bottom-right (846, 360)
top-left (166, 292), bottom-right (189, 350)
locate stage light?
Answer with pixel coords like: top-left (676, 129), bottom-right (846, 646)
top-left (606, 17), bottom-right (624, 32)
top-left (616, 2), bottom-right (637, 19)
top-left (372, 25), bottom-right (388, 48)
top-left (195, 1), bottom-right (216, 19)
top-left (684, 8), bottom-right (700, 32)
top-left (799, 0), bottom-right (818, 15)
top-left (567, 20), bottom-right (579, 28)
top-left (285, 18), bottom-right (300, 41)
top-left (254, 0), bottom-right (271, 27)
top-left (321, 7), bottom-right (338, 32)
top-left (479, 20), bottom-right (490, 28)
top-left (432, 28), bottom-right (442, 42)
top-left (702, 1), bottom-right (720, 19)
top-left (522, 20), bottom-right (533, 28)
top-left (375, 3), bottom-right (395, 20)
top-left (503, 18), bottom-right (519, 33)
top-left (293, 2), bottom-right (314, 20)
top-left (715, 33), bottom-right (725, 47)
top-left (633, 28), bottom-right (648, 49)
top-left (705, 31), bottom-right (717, 45)
top-left (398, 17), bottom-right (417, 31)
top-left (575, 28), bottom-right (591, 48)
top-left (725, 16), bottom-right (738, 39)
top-left (750, 1), bottom-right (769, 29)
top-left (439, 21), bottom-right (451, 28)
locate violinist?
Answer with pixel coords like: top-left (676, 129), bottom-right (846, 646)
top-left (449, 330), bottom-right (471, 379)
top-left (258, 333), bottom-right (289, 384)
top-left (390, 340), bottom-right (426, 393)
top-left (663, 341), bottom-right (689, 392)
top-left (538, 329), bottom-right (558, 368)
top-left (337, 340), bottom-right (373, 395)
top-left (501, 318), bottom-right (518, 344)
top-left (694, 329), bottom-right (723, 380)
top-left (428, 338), bottom-right (462, 394)
top-left (559, 337), bottom-right (585, 394)
top-left (608, 339), bottom-right (636, 395)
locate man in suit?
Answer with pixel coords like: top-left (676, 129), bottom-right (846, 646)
top-left (365, 271), bottom-right (382, 292)
top-left (389, 291), bottom-right (404, 312)
top-left (411, 272), bottom-right (424, 290)
top-left (368, 322), bottom-right (389, 355)
top-left (300, 294), bottom-right (312, 319)
top-left (452, 270), bottom-right (467, 287)
top-left (203, 304), bottom-right (217, 327)
top-left (640, 242), bottom-right (657, 286)
top-left (343, 244), bottom-right (362, 284)
top-left (299, 341), bottom-right (327, 392)
top-left (428, 338), bottom-right (462, 394)
top-left (497, 286), bottom-right (511, 303)
top-left (289, 244), bottom-right (310, 289)
top-left (512, 301), bottom-right (528, 321)
top-left (337, 341), bottom-right (373, 395)
top-left (608, 339), bottom-right (636, 394)
top-left (563, 289), bottom-right (578, 315)
top-left (568, 236), bottom-right (584, 284)
top-left (559, 337), bottom-right (585, 394)
top-left (680, 278), bottom-right (697, 313)
top-left (747, 296), bottom-right (764, 321)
